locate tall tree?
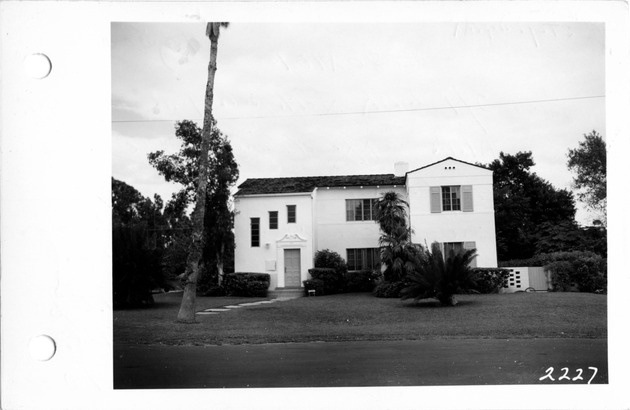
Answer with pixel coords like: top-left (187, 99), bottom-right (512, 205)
top-left (112, 177), bottom-right (166, 236)
top-left (148, 120), bottom-right (239, 286)
top-left (374, 191), bottom-right (421, 282)
top-left (532, 220), bottom-right (606, 257)
top-left (112, 177), bottom-right (146, 227)
top-left (374, 191), bottom-right (409, 236)
top-left (111, 178), bottom-right (167, 307)
top-left (487, 152), bottom-right (577, 261)
top-left (174, 22), bottom-right (229, 323)
top-left (567, 130), bottom-right (607, 225)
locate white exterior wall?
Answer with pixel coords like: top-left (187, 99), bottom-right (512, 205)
top-left (314, 185), bottom-right (408, 260)
top-left (406, 158), bottom-right (498, 267)
top-left (233, 158), bottom-right (499, 289)
top-left (234, 193), bottom-right (313, 289)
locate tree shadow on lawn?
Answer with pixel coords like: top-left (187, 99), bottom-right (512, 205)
top-left (114, 291), bottom-right (268, 312)
top-left (401, 298), bottom-right (478, 308)
top-left (113, 291), bottom-right (183, 311)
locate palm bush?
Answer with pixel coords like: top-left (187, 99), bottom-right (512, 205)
top-left (374, 191), bottom-right (409, 236)
top-left (401, 242), bottom-right (479, 306)
top-left (379, 225), bottom-right (422, 282)
top-left (374, 192), bottom-right (419, 282)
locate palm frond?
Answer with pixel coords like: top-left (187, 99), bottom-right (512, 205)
top-left (400, 242), bottom-right (479, 305)
top-left (206, 22), bottom-right (230, 39)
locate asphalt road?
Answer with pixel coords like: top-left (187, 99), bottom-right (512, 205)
top-left (113, 338), bottom-right (607, 389)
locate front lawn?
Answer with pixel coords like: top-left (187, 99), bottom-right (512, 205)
top-left (114, 292), bottom-right (606, 346)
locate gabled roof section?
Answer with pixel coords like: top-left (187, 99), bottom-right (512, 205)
top-left (236, 174), bottom-right (406, 196)
top-left (407, 157), bottom-right (491, 174)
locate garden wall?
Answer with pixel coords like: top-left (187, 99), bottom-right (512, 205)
top-left (501, 267), bottom-right (551, 293)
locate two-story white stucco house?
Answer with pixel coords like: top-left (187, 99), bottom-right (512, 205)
top-left (233, 157), bottom-right (498, 291)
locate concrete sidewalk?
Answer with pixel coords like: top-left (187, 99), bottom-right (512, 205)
top-left (114, 338), bottom-right (607, 389)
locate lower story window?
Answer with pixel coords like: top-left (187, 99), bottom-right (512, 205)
top-left (443, 242), bottom-right (464, 258)
top-left (441, 241), bottom-right (477, 267)
top-left (347, 248), bottom-right (380, 271)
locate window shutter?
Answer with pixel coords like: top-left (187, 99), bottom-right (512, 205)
top-left (463, 241), bottom-right (477, 268)
top-left (430, 187), bottom-right (441, 213)
top-left (462, 185), bottom-right (473, 212)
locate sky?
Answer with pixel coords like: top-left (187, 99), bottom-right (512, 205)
top-left (112, 22), bottom-right (605, 225)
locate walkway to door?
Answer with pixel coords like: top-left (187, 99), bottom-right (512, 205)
top-left (195, 293), bottom-right (302, 316)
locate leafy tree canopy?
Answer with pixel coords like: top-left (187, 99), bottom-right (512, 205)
top-left (487, 151), bottom-right (577, 261)
top-left (567, 130), bottom-right (606, 223)
top-left (147, 119), bottom-right (239, 281)
top-left (533, 220), bottom-right (606, 257)
top-left (112, 177), bottom-right (164, 230)
top-left (111, 178), bottom-right (172, 307)
top-left (147, 119), bottom-right (239, 202)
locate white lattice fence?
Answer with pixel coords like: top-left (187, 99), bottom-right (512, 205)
top-left (501, 267), bottom-right (550, 293)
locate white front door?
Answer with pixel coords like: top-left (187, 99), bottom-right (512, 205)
top-left (284, 249), bottom-right (301, 288)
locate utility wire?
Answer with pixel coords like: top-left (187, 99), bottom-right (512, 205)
top-left (111, 95), bottom-right (605, 123)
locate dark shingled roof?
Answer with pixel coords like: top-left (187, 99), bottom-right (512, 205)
top-left (236, 174), bottom-right (406, 196)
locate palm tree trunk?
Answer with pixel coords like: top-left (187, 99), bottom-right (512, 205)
top-left (176, 23), bottom-right (221, 323)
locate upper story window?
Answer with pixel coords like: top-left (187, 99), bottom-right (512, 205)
top-left (269, 211), bottom-right (278, 229)
top-left (442, 186), bottom-right (461, 211)
top-left (431, 185), bottom-right (473, 213)
top-left (287, 205), bottom-right (296, 223)
top-left (346, 199), bottom-right (378, 221)
top-left (251, 218), bottom-right (260, 247)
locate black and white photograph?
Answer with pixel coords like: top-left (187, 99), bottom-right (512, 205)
top-left (112, 22), bottom-right (608, 388)
top-left (2, 2), bottom-right (629, 410)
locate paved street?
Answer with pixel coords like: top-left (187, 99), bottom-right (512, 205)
top-left (114, 338), bottom-right (607, 389)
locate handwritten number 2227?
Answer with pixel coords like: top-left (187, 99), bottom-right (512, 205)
top-left (539, 367), bottom-right (598, 384)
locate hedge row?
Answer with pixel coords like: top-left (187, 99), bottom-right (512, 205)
top-left (546, 259), bottom-right (606, 292)
top-left (198, 272), bottom-right (270, 297)
top-left (345, 270), bottom-right (381, 292)
top-left (372, 268), bottom-right (509, 299)
top-left (373, 281), bottom-right (406, 298)
top-left (304, 268), bottom-right (380, 296)
top-left (499, 251), bottom-right (607, 293)
top-left (224, 272), bottom-right (270, 297)
top-left (303, 278), bottom-right (325, 295)
top-left (308, 268), bottom-right (343, 294)
top-left (498, 251), bottom-right (601, 268)
top-left (470, 268), bottom-right (510, 293)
